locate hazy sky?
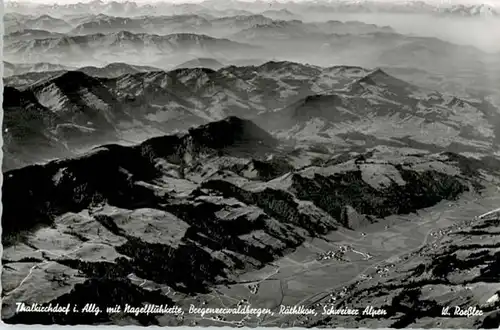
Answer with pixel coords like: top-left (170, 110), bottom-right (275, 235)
top-left (10, 0), bottom-right (500, 4)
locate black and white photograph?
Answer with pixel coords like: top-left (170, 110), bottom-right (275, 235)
top-left (2, 0), bottom-right (500, 327)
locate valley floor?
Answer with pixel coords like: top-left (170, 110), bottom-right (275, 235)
top-left (174, 186), bottom-right (500, 327)
top-left (5, 184), bottom-right (498, 327)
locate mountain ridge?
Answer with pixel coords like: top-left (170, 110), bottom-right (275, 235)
top-left (4, 115), bottom-right (500, 326)
top-left (6, 0), bottom-right (500, 18)
top-left (4, 62), bottom-right (500, 174)
top-left (4, 30), bottom-right (262, 68)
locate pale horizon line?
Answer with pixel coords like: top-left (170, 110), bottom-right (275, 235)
top-left (7, 0), bottom-right (500, 5)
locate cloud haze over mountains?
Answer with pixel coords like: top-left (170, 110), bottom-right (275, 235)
top-left (3, 0), bottom-right (500, 328)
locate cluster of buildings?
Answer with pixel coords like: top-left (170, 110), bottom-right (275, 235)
top-left (316, 250), bottom-right (346, 261)
top-left (316, 245), bottom-right (352, 261)
top-left (248, 284), bottom-right (259, 294)
top-left (374, 264), bottom-right (395, 277)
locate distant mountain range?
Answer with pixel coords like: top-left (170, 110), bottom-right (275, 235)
top-left (70, 14), bottom-right (214, 35)
top-left (437, 3), bottom-right (499, 17)
top-left (3, 31), bottom-right (261, 68)
top-left (4, 61), bottom-right (164, 80)
top-left (4, 61), bottom-right (74, 76)
top-left (174, 58), bottom-right (225, 70)
top-left (229, 20), bottom-right (394, 43)
top-left (78, 62), bottom-right (162, 77)
top-left (4, 12), bottom-right (392, 37)
top-left (4, 20), bottom-right (497, 75)
top-left (5, 0), bottom-right (500, 18)
top-left (4, 61), bottom-right (500, 171)
top-left (4, 13), bottom-right (73, 32)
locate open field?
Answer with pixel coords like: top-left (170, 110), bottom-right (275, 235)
top-left (153, 186), bottom-right (500, 327)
